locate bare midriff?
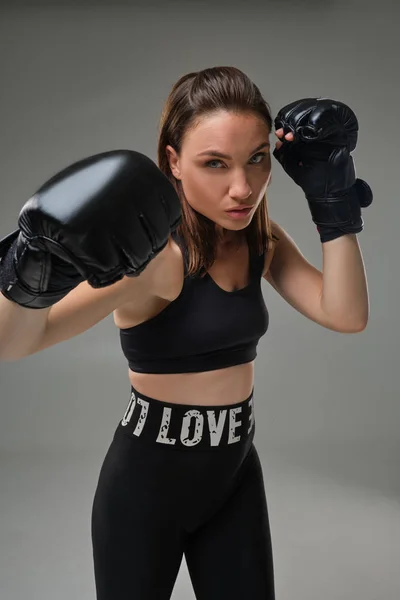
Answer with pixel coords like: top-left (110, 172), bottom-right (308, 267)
top-left (127, 361), bottom-right (255, 406)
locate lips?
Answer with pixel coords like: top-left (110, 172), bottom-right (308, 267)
top-left (226, 206), bottom-right (253, 212)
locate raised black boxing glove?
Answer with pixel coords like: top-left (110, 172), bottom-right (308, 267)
top-left (273, 97), bottom-right (373, 243)
top-left (0, 150), bottom-right (181, 309)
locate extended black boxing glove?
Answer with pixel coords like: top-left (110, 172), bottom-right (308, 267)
top-left (0, 150), bottom-right (181, 309)
top-left (272, 97), bottom-right (373, 243)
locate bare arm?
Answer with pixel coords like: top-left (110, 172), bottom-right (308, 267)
top-left (0, 237), bottom-right (178, 361)
top-left (0, 277), bottom-right (131, 361)
top-left (0, 297), bottom-right (51, 361)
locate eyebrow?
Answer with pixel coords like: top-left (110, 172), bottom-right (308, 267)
top-left (196, 142), bottom-right (270, 159)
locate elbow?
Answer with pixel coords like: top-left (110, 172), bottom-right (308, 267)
top-left (324, 314), bottom-right (369, 333)
top-left (326, 306), bottom-right (369, 333)
top-left (340, 319), bottom-right (369, 334)
top-left (354, 320), bottom-right (369, 333)
top-left (351, 311), bottom-right (370, 333)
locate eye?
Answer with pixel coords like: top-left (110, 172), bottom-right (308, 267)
top-left (249, 152), bottom-right (268, 164)
top-left (204, 152), bottom-right (268, 169)
top-left (205, 159), bottom-right (224, 169)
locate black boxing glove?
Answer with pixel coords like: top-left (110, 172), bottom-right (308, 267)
top-left (272, 97), bottom-right (373, 243)
top-left (0, 150), bottom-right (181, 309)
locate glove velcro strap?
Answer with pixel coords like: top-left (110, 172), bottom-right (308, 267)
top-left (0, 230), bottom-right (20, 292)
top-left (306, 190), bottom-right (362, 228)
top-left (0, 231), bottom-right (83, 309)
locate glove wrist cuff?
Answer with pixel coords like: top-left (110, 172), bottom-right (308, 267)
top-left (0, 230), bottom-right (79, 309)
top-left (306, 182), bottom-right (369, 243)
top-left (306, 188), bottom-right (361, 227)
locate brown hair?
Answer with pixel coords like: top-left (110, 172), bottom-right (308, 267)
top-left (157, 66), bottom-right (279, 277)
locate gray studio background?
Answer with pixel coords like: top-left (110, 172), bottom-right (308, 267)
top-left (0, 1), bottom-right (398, 599)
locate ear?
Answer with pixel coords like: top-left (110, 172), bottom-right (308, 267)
top-left (165, 145), bottom-right (182, 180)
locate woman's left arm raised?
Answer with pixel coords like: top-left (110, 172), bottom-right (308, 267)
top-left (267, 96), bottom-right (372, 332)
top-left (264, 221), bottom-right (369, 333)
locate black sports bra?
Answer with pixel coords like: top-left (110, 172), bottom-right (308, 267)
top-left (119, 231), bottom-right (269, 374)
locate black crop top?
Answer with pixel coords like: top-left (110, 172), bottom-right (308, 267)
top-left (119, 231), bottom-right (269, 374)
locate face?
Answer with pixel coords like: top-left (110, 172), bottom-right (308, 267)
top-left (166, 110), bottom-right (271, 241)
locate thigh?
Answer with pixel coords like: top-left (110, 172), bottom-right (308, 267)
top-left (184, 443), bottom-right (275, 600)
top-left (91, 430), bottom-right (185, 600)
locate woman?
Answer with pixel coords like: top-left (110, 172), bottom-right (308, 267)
top-left (0, 66), bottom-right (370, 599)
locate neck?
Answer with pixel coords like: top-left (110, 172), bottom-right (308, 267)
top-left (215, 229), bottom-right (246, 254)
top-left (215, 225), bottom-right (243, 243)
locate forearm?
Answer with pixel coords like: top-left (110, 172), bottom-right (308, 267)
top-left (0, 294), bottom-right (50, 361)
top-left (320, 233), bottom-right (369, 330)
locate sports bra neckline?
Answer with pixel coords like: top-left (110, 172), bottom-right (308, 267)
top-left (203, 250), bottom-right (258, 295)
top-left (172, 229), bottom-right (259, 295)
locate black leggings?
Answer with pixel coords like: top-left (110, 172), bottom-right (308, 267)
top-left (91, 386), bottom-right (275, 599)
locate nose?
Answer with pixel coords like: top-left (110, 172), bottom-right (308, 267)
top-left (229, 170), bottom-right (252, 201)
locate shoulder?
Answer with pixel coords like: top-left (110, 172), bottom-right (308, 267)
top-left (263, 219), bottom-right (315, 288)
top-left (262, 219), bottom-right (304, 278)
top-left (116, 235), bottom-right (184, 305)
top-left (153, 234), bottom-right (185, 300)
top-left (269, 219), bottom-right (285, 243)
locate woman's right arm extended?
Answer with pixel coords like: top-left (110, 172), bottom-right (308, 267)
top-left (0, 279), bottom-right (129, 361)
top-left (0, 238), bottom-right (176, 362)
top-left (0, 274), bottom-right (138, 361)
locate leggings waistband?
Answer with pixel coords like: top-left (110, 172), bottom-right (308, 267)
top-left (117, 386), bottom-right (256, 451)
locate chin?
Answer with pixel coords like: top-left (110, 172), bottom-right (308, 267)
top-left (214, 218), bottom-right (252, 242)
top-left (222, 213), bottom-right (254, 229)
top-left (224, 222), bottom-right (249, 231)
